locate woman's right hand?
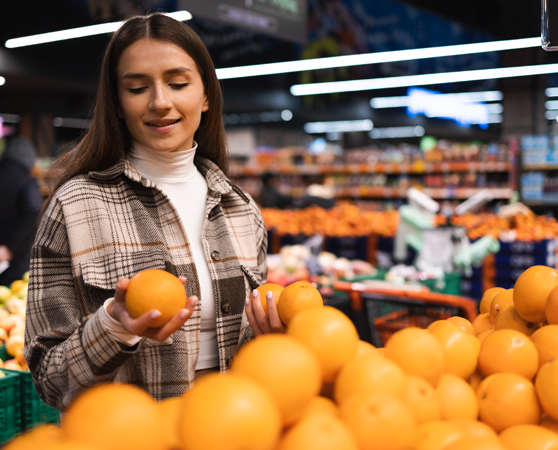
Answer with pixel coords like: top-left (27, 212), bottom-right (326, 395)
top-left (106, 277), bottom-right (198, 342)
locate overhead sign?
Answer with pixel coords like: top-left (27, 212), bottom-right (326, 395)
top-left (178, 0), bottom-right (307, 43)
top-left (406, 87), bottom-right (489, 129)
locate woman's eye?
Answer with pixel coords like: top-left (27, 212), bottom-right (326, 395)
top-left (128, 87), bottom-right (147, 95)
top-left (170, 83), bottom-right (189, 90)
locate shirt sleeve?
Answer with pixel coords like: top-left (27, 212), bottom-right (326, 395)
top-left (24, 197), bottom-right (141, 411)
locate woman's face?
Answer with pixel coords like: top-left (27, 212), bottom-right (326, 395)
top-left (117, 38), bottom-right (208, 153)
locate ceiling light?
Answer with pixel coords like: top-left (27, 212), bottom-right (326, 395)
top-left (281, 110), bottom-right (293, 121)
top-left (546, 100), bottom-right (558, 110)
top-left (215, 37), bottom-right (540, 80)
top-left (304, 119), bottom-right (373, 134)
top-left (291, 63), bottom-right (558, 96)
top-left (5, 11), bottom-right (192, 48)
top-left (546, 88), bottom-right (558, 97)
top-left (0, 113), bottom-right (20, 123)
top-left (53, 117), bottom-right (91, 128)
top-left (0, 77), bottom-right (5, 86)
top-left (370, 90), bottom-right (503, 108)
top-left (370, 126), bottom-right (425, 139)
top-left (546, 110), bottom-right (558, 120)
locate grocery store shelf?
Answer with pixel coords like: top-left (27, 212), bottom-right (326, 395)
top-left (230, 161), bottom-right (512, 177)
top-left (333, 187), bottom-right (513, 199)
top-left (523, 199), bottom-right (558, 205)
top-left (522, 164), bottom-right (558, 171)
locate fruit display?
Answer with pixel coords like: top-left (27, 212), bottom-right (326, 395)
top-left (0, 273), bottom-right (29, 371)
top-left (7, 263), bottom-right (558, 449)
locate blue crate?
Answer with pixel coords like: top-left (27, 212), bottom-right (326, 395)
top-left (498, 240), bottom-right (556, 256)
top-left (495, 253), bottom-right (556, 268)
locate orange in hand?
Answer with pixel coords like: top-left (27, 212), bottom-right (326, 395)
top-left (125, 269), bottom-right (187, 328)
top-left (278, 281), bottom-right (323, 326)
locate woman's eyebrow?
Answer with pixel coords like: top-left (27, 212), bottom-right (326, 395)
top-left (122, 67), bottom-right (192, 79)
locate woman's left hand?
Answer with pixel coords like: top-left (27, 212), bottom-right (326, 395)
top-left (245, 289), bottom-right (286, 336)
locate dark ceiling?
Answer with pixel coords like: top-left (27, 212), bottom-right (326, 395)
top-left (0, 0), bottom-right (545, 143)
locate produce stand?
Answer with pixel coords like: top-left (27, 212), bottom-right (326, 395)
top-left (333, 280), bottom-right (478, 347)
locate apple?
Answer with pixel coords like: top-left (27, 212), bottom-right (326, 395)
top-left (3, 360), bottom-right (22, 371)
top-left (0, 286), bottom-right (11, 303)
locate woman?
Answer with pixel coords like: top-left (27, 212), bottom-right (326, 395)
top-left (25, 13), bottom-right (283, 411)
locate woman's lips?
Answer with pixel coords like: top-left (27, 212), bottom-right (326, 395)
top-left (144, 118), bottom-right (181, 133)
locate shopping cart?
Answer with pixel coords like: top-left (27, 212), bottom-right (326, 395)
top-left (332, 280), bottom-right (478, 347)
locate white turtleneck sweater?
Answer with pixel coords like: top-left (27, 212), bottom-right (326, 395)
top-left (99, 141), bottom-right (219, 370)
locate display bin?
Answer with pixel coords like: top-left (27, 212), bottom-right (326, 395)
top-left (0, 345), bottom-right (61, 431)
top-left (0, 345), bottom-right (7, 362)
top-left (0, 369), bottom-right (21, 445)
top-left (333, 281), bottom-right (478, 347)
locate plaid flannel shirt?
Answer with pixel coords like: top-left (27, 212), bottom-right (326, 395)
top-left (24, 156), bottom-right (267, 411)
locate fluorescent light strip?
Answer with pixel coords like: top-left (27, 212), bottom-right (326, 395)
top-left (546, 110), bottom-right (558, 120)
top-left (370, 126), bottom-right (425, 139)
top-left (0, 113), bottom-right (20, 123)
top-left (370, 90), bottom-right (503, 108)
top-left (5, 11), bottom-right (192, 48)
top-left (291, 64), bottom-right (558, 96)
top-left (546, 88), bottom-right (558, 97)
top-left (0, 77), bottom-right (5, 86)
top-left (546, 100), bottom-right (558, 110)
top-left (304, 119), bottom-right (373, 134)
top-left (216, 37), bottom-right (540, 80)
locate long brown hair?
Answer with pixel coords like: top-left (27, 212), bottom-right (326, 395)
top-left (46, 13), bottom-right (228, 202)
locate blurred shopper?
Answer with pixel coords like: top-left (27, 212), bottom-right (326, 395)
top-left (259, 171), bottom-right (293, 209)
top-left (25, 13), bottom-right (282, 412)
top-left (0, 136), bottom-right (43, 286)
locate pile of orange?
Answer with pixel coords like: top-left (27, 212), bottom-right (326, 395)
top-left (261, 204), bottom-right (399, 237)
top-left (9, 265), bottom-right (558, 450)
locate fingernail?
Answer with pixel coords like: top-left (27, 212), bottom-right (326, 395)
top-left (180, 309), bottom-right (189, 320)
top-left (151, 310), bottom-right (161, 319)
top-left (266, 291), bottom-right (273, 301)
top-left (252, 289), bottom-right (259, 298)
top-left (190, 297), bottom-right (198, 307)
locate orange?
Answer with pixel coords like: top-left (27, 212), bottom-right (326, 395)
top-left (448, 419), bottom-right (499, 442)
top-left (384, 327), bottom-right (445, 387)
top-left (447, 316), bottom-right (477, 336)
top-left (334, 354), bottom-right (406, 404)
top-left (493, 304), bottom-right (538, 336)
top-left (477, 330), bottom-right (493, 343)
top-left (489, 289), bottom-right (514, 323)
top-left (231, 334), bottom-right (321, 426)
top-left (158, 397), bottom-right (182, 450)
top-left (275, 414), bottom-right (359, 450)
top-left (428, 320), bottom-right (480, 379)
top-left (478, 329), bottom-right (539, 379)
top-left (416, 420), bottom-right (462, 450)
top-left (546, 285), bottom-right (558, 325)
top-left (514, 265), bottom-right (558, 323)
top-left (535, 359), bottom-right (558, 421)
top-left (404, 374), bottom-right (442, 424)
top-left (339, 392), bottom-right (418, 450)
top-left (125, 269), bottom-right (187, 328)
top-left (299, 396), bottom-right (338, 420)
top-left (277, 281), bottom-right (323, 326)
top-left (355, 340), bottom-right (377, 357)
top-left (473, 313), bottom-right (494, 335)
top-left (256, 283), bottom-right (284, 317)
top-left (530, 325), bottom-right (558, 368)
top-left (444, 437), bottom-right (507, 450)
top-left (499, 424), bottom-right (558, 450)
top-left (540, 415), bottom-right (558, 435)
top-left (468, 370), bottom-right (484, 392)
top-left (435, 374), bottom-right (478, 420)
top-left (63, 383), bottom-right (166, 450)
top-left (287, 306), bottom-right (358, 383)
top-left (477, 373), bottom-right (540, 432)
top-left (178, 372), bottom-right (281, 450)
top-left (479, 287), bottom-right (505, 314)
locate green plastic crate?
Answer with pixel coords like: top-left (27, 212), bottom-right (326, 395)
top-left (1, 368), bottom-right (60, 431)
top-left (0, 369), bottom-right (21, 444)
top-left (419, 272), bottom-right (462, 296)
top-left (0, 345), bottom-right (7, 362)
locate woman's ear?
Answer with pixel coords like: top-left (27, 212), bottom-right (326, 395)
top-left (202, 95), bottom-right (209, 113)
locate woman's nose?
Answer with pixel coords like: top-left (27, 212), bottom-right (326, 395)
top-left (149, 84), bottom-right (171, 111)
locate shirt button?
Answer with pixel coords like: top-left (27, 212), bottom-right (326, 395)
top-left (221, 302), bottom-right (231, 313)
top-left (211, 250), bottom-right (221, 261)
